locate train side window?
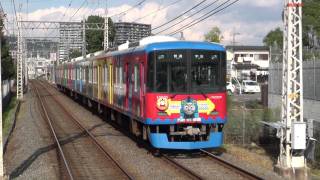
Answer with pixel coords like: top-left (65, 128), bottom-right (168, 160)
top-left (93, 67), bottom-right (95, 83)
top-left (83, 67), bottom-right (86, 83)
top-left (89, 66), bottom-right (92, 83)
top-left (119, 65), bottom-right (123, 85)
top-left (104, 64), bottom-right (108, 86)
top-left (95, 67), bottom-right (97, 84)
top-left (134, 64), bottom-right (140, 93)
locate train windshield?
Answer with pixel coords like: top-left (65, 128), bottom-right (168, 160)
top-left (147, 50), bottom-right (226, 94)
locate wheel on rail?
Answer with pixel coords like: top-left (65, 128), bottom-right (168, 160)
top-left (152, 149), bottom-right (162, 157)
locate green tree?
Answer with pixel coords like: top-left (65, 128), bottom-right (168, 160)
top-left (263, 27), bottom-right (283, 48)
top-left (204, 26), bottom-right (223, 43)
top-left (85, 15), bottom-right (115, 53)
top-left (302, 0), bottom-right (320, 48)
top-left (1, 15), bottom-right (15, 79)
top-left (69, 49), bottom-right (82, 59)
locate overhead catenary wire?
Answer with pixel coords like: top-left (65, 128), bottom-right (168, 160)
top-left (0, 1), bottom-right (10, 34)
top-left (61, 0), bottom-right (73, 20)
top-left (109, 0), bottom-right (147, 18)
top-left (152, 0), bottom-right (207, 31)
top-left (11, 0), bottom-right (19, 28)
top-left (154, 0), bottom-right (219, 35)
top-left (132, 0), bottom-right (183, 23)
top-left (69, 0), bottom-right (88, 21)
top-left (168, 0), bottom-right (239, 35)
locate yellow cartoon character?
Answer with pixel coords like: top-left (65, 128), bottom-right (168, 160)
top-left (156, 96), bottom-right (169, 111)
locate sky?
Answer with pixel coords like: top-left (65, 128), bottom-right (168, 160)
top-left (1, 0), bottom-right (284, 45)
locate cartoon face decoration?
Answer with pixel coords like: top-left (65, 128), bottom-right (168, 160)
top-left (183, 102), bottom-right (196, 115)
top-left (156, 97), bottom-right (168, 111)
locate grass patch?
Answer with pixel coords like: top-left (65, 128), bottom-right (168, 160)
top-left (3, 96), bottom-right (17, 137)
top-left (224, 144), bottom-right (274, 171)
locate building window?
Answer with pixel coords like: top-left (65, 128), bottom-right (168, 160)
top-left (259, 54), bottom-right (269, 60)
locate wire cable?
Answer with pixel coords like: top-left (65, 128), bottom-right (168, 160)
top-left (132, 0), bottom-right (183, 23)
top-left (69, 0), bottom-right (88, 21)
top-left (61, 0), bottom-right (73, 20)
top-left (152, 0), bottom-right (206, 31)
top-left (154, 0), bottom-right (219, 34)
top-left (110, 0), bottom-right (147, 18)
top-left (167, 0), bottom-right (239, 35)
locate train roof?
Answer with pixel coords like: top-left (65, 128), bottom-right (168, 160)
top-left (107, 41), bottom-right (225, 57)
top-left (66, 40), bottom-right (225, 64)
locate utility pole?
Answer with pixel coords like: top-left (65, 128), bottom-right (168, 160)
top-left (276, 0), bottom-right (307, 179)
top-left (23, 37), bottom-right (27, 87)
top-left (231, 30), bottom-right (240, 93)
top-left (17, 17), bottom-right (23, 99)
top-left (104, 0), bottom-right (109, 50)
top-left (0, 11), bottom-right (3, 178)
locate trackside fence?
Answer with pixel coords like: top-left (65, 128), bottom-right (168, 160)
top-left (224, 107), bottom-right (275, 145)
top-left (2, 79), bottom-right (15, 108)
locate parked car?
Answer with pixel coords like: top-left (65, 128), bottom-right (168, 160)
top-left (226, 82), bottom-right (235, 94)
top-left (241, 80), bottom-right (261, 93)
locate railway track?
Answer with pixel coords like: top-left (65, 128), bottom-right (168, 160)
top-left (32, 80), bottom-right (74, 180)
top-left (32, 80), bottom-right (134, 179)
top-left (37, 80), bottom-right (262, 179)
top-left (160, 154), bottom-right (204, 180)
top-left (200, 149), bottom-right (263, 180)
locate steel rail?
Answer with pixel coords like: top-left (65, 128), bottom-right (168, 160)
top-left (161, 154), bottom-right (204, 180)
top-left (31, 82), bottom-right (74, 180)
top-left (200, 149), bottom-right (263, 180)
top-left (36, 80), bottom-right (134, 180)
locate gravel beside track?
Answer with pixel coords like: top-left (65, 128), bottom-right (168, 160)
top-left (216, 151), bottom-right (283, 180)
top-left (33, 80), bottom-right (130, 179)
top-left (164, 152), bottom-right (247, 180)
top-left (4, 87), bottom-right (60, 179)
top-left (42, 80), bottom-right (192, 179)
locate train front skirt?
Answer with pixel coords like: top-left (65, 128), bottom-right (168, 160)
top-left (148, 132), bottom-right (223, 150)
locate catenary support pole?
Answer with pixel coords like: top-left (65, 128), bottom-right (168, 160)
top-left (0, 23), bottom-right (4, 178)
top-left (275, 0), bottom-right (307, 179)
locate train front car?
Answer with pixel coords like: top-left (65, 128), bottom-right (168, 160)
top-left (144, 41), bottom-right (226, 150)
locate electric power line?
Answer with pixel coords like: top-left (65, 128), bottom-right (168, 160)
top-left (132, 0), bottom-right (183, 23)
top-left (168, 0), bottom-right (239, 35)
top-left (69, 0), bottom-right (88, 21)
top-left (109, 0), bottom-right (147, 18)
top-left (152, 0), bottom-right (207, 31)
top-left (154, 0), bottom-right (219, 35)
top-left (61, 0), bottom-right (73, 20)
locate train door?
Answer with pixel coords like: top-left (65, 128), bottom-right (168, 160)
top-left (140, 62), bottom-right (145, 117)
top-left (128, 63), bottom-right (133, 112)
top-left (133, 64), bottom-right (140, 116)
top-left (98, 65), bottom-right (102, 100)
top-left (103, 63), bottom-right (108, 104)
top-left (79, 66), bottom-right (83, 93)
top-left (108, 63), bottom-right (113, 105)
top-left (125, 63), bottom-right (129, 111)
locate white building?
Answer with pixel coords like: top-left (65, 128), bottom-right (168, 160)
top-left (226, 46), bottom-right (270, 82)
top-left (26, 54), bottom-right (56, 79)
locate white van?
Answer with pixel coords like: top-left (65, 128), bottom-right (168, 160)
top-left (241, 80), bottom-right (260, 93)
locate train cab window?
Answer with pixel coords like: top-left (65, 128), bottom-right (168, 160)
top-left (148, 50), bottom-right (225, 94)
top-left (191, 50), bottom-right (225, 93)
top-left (152, 51), bottom-right (187, 93)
